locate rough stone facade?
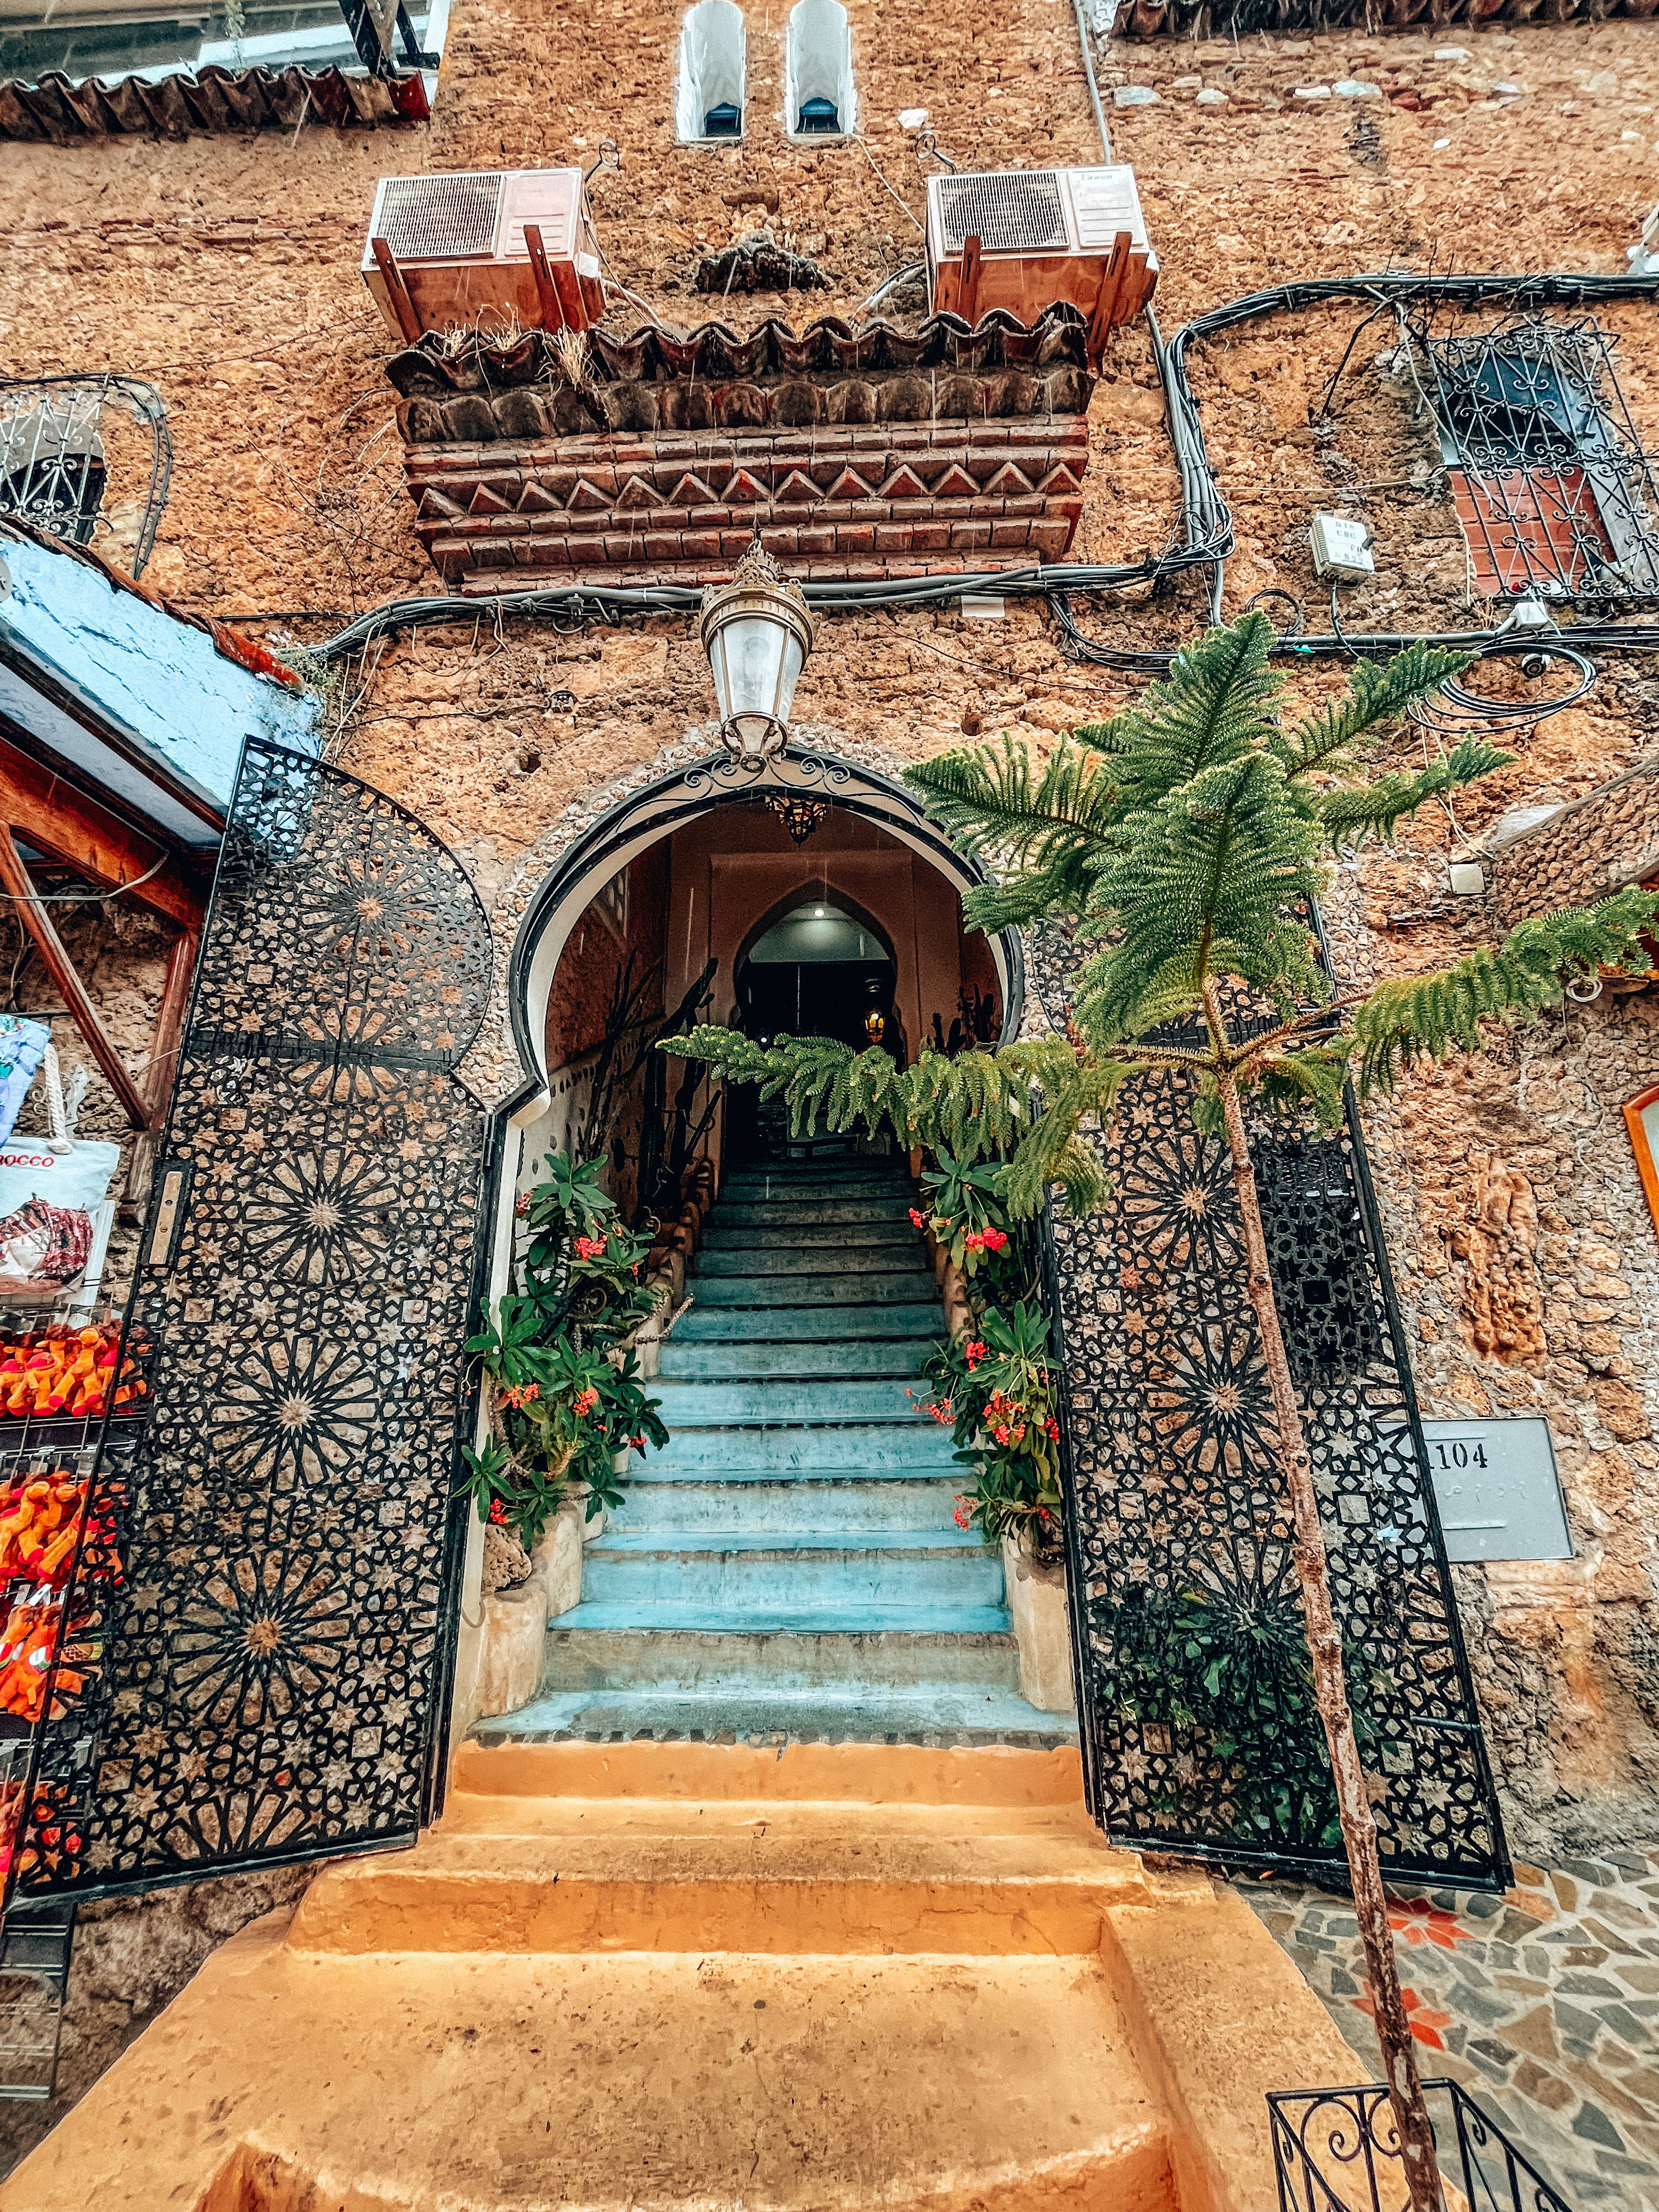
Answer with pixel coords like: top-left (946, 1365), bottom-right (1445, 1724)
top-left (2, 0), bottom-right (1659, 2152)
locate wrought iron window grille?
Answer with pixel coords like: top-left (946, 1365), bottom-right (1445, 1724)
top-left (0, 377), bottom-right (172, 580)
top-left (1424, 318), bottom-right (1659, 605)
top-left (1268, 2079), bottom-right (1574, 2212)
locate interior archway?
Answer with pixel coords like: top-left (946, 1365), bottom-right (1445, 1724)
top-left (505, 750), bottom-right (1019, 1220)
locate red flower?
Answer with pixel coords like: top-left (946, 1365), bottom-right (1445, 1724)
top-left (952, 1498), bottom-right (973, 1530)
top-left (1045, 1417), bottom-right (1060, 1441)
top-left (966, 1340), bottom-right (988, 1367)
top-left (929, 1400), bottom-right (952, 1423)
top-left (488, 1498), bottom-right (507, 1525)
top-left (993, 1424), bottom-right (1010, 1445)
top-left (909, 1207), bottom-right (927, 1229)
top-left (573, 1386), bottom-right (599, 1417)
top-left (981, 1226), bottom-right (1008, 1253)
top-left (963, 1231), bottom-right (985, 1251)
top-left (575, 1235), bottom-right (607, 1261)
top-left (1351, 1984), bottom-right (1452, 2053)
top-left (514, 1193), bottom-right (531, 1217)
top-left (630, 1434), bottom-right (646, 1453)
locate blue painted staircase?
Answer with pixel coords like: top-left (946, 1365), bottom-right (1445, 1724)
top-left (481, 1148), bottom-right (1075, 1746)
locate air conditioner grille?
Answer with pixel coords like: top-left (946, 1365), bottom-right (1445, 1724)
top-left (935, 171), bottom-right (1067, 255)
top-left (376, 172), bottom-right (505, 262)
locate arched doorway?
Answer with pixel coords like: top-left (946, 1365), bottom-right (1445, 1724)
top-left (735, 891), bottom-right (897, 1053)
top-left (469, 747), bottom-right (1069, 1751)
top-left (504, 749), bottom-right (1022, 1220)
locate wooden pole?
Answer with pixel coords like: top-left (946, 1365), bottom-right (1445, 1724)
top-left (0, 826), bottom-right (150, 1131)
top-left (1202, 981), bottom-right (1443, 2212)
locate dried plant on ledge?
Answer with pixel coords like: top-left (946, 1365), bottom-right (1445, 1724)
top-left (663, 608), bottom-right (1659, 2212)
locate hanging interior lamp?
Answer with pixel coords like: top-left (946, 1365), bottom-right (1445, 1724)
top-left (763, 793), bottom-right (829, 845)
top-left (699, 533), bottom-right (815, 764)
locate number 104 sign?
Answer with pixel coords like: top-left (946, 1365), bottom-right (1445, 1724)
top-left (1418, 1417), bottom-right (1572, 1565)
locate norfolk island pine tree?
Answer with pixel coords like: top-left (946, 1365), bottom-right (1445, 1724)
top-left (662, 609), bottom-right (1659, 2210)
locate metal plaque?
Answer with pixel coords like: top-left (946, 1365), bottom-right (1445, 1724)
top-left (1420, 1417), bottom-right (1572, 1565)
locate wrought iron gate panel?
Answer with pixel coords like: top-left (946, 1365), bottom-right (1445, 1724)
top-left (11, 741), bottom-right (492, 1898)
top-left (1034, 952), bottom-right (1508, 1886)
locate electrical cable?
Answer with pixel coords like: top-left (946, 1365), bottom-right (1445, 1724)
top-left (308, 272), bottom-right (1659, 667)
top-left (1070, 0), bottom-right (1113, 165)
top-left (0, 851), bottom-right (171, 906)
top-left (853, 259), bottom-right (926, 321)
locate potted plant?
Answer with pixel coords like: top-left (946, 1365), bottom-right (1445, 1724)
top-left (460, 1149), bottom-right (669, 1548)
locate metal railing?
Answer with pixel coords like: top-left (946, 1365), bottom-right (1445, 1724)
top-left (1268, 2080), bottom-right (1575, 2212)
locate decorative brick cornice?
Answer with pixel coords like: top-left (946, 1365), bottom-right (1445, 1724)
top-left (392, 307), bottom-right (1095, 590)
top-left (407, 419), bottom-right (1090, 591)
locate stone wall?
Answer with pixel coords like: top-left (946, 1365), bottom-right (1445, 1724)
top-left (0, 0), bottom-right (1657, 2122)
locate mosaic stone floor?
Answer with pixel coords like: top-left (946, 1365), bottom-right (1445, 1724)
top-left (1239, 1846), bottom-right (1659, 2210)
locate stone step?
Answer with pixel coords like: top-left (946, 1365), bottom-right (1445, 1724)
top-left (694, 1243), bottom-right (930, 1280)
top-left (582, 1534), bottom-right (1002, 1610)
top-left (607, 1476), bottom-right (963, 1533)
top-left (657, 1336), bottom-right (929, 1381)
top-left (701, 1216), bottom-right (918, 1248)
top-left (672, 1300), bottom-right (941, 1344)
top-left (640, 1426), bottom-right (958, 1477)
top-left (540, 1613), bottom-right (1020, 1692)
top-left (709, 1199), bottom-right (915, 1229)
top-left (692, 1271), bottom-right (938, 1308)
top-left (13, 1726), bottom-right (1352, 2212)
top-left (288, 1803), bottom-right (1148, 1959)
top-left (723, 1174), bottom-right (914, 1201)
top-left (651, 1376), bottom-right (929, 1426)
top-left (476, 1683), bottom-right (1078, 1743)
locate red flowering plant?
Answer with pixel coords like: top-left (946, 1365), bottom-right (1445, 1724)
top-left (461, 1148), bottom-right (669, 1544)
top-left (917, 1300), bottom-right (1064, 1560)
top-left (912, 1147), bottom-right (1022, 1289)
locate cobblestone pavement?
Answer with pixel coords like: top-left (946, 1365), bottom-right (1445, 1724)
top-left (1238, 1847), bottom-right (1659, 2211)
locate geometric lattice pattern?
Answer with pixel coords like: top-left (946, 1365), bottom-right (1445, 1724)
top-left (1027, 920), bottom-right (1509, 1888)
top-left (12, 742), bottom-right (492, 1899)
top-left (1434, 318), bottom-right (1659, 603)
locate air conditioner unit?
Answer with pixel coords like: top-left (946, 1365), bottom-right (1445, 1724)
top-left (361, 169), bottom-right (604, 345)
top-left (924, 166), bottom-right (1158, 348)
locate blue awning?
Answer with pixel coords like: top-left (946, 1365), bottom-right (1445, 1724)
top-left (0, 523), bottom-right (319, 847)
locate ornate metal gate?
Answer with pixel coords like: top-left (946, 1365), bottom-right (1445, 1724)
top-left (8, 740), bottom-right (494, 1900)
top-left (1039, 960), bottom-right (1510, 1888)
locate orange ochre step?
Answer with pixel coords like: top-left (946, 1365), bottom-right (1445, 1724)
top-left (1, 1741), bottom-right (1360, 2212)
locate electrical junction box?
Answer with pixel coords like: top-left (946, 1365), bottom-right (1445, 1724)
top-left (1310, 512), bottom-right (1375, 582)
top-left (1447, 862), bottom-right (1487, 896)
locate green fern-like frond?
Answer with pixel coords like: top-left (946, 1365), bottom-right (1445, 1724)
top-left (1276, 642), bottom-right (1472, 777)
top-left (1252, 1044), bottom-right (1352, 1130)
top-left (1316, 736), bottom-right (1514, 850)
top-left (902, 732), bottom-right (1121, 865)
top-left (1353, 887), bottom-right (1659, 1093)
top-left (1110, 611), bottom-right (1282, 812)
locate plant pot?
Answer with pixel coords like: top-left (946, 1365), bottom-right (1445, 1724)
top-left (1001, 1531), bottom-right (1076, 1716)
top-left (567, 1479), bottom-right (608, 1541)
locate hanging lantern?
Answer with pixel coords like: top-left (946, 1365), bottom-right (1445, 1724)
top-left (699, 535), bottom-right (815, 763)
top-left (763, 793), bottom-right (830, 846)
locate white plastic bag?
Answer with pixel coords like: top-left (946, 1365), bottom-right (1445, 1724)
top-left (0, 1141), bottom-right (121, 1300)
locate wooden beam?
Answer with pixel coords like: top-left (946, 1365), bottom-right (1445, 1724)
top-left (523, 224), bottom-right (566, 333)
top-left (0, 737), bottom-right (206, 934)
top-left (0, 826), bottom-right (150, 1131)
top-left (143, 925), bottom-right (199, 1126)
top-left (371, 238), bottom-right (422, 345)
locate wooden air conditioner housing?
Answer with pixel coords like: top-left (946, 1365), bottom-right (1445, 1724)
top-left (362, 169), bottom-right (604, 345)
top-left (924, 167), bottom-right (1158, 352)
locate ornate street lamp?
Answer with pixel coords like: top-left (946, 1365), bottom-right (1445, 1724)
top-left (699, 535), bottom-right (815, 764)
